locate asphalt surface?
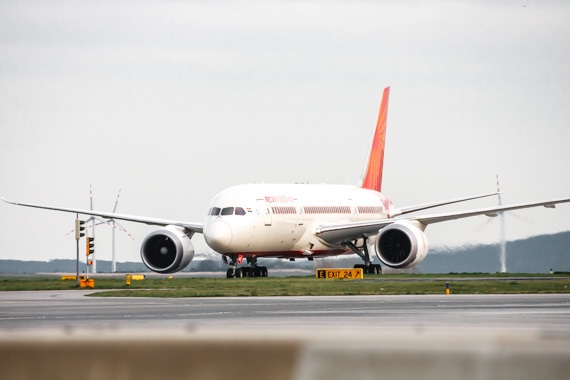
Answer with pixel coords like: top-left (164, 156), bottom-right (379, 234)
top-left (1, 291), bottom-right (569, 332)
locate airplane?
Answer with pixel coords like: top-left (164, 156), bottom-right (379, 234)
top-left (3, 87), bottom-right (570, 278)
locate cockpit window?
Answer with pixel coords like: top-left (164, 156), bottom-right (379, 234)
top-left (211, 206), bottom-right (247, 216)
top-left (221, 207), bottom-right (234, 216)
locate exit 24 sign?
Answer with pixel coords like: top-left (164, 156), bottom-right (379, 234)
top-left (316, 268), bottom-right (363, 280)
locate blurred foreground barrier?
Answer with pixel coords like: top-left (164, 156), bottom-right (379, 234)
top-left (1, 328), bottom-right (569, 380)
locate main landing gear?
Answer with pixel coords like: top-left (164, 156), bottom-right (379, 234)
top-left (224, 255), bottom-right (268, 278)
top-left (344, 239), bottom-right (382, 275)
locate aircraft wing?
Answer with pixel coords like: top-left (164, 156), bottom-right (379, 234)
top-left (315, 219), bottom-right (394, 245)
top-left (316, 196), bottom-right (570, 245)
top-left (415, 197), bottom-right (570, 225)
top-left (396, 191), bottom-right (499, 215)
top-left (1, 198), bottom-right (203, 233)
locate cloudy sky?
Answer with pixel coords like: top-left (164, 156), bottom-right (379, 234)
top-left (1, 0), bottom-right (569, 266)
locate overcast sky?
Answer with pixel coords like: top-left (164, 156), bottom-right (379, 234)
top-left (1, 0), bottom-right (569, 266)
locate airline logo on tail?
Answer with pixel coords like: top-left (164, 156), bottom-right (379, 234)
top-left (361, 86), bottom-right (390, 193)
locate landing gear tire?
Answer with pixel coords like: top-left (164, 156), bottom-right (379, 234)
top-left (369, 264), bottom-right (382, 275)
top-left (354, 263), bottom-right (382, 275)
top-left (249, 266), bottom-right (268, 277)
top-left (227, 266), bottom-right (268, 278)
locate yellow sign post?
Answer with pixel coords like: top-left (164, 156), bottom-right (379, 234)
top-left (79, 278), bottom-right (95, 288)
top-left (316, 268), bottom-right (363, 280)
top-left (126, 274), bottom-right (145, 286)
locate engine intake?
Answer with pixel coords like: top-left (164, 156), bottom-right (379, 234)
top-left (375, 221), bottom-right (429, 268)
top-left (140, 225), bottom-right (195, 274)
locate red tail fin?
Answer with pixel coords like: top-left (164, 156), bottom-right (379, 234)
top-left (361, 86), bottom-right (390, 192)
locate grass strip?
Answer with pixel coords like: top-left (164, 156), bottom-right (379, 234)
top-left (1, 275), bottom-right (569, 296)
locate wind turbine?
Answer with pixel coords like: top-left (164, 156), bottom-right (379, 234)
top-left (476, 175), bottom-right (532, 273)
top-left (475, 176), bottom-right (507, 272)
top-left (496, 175), bottom-right (507, 273)
top-left (108, 188), bottom-right (135, 272)
top-left (68, 186), bottom-right (134, 273)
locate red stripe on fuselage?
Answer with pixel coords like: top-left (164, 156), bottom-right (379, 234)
top-left (225, 249), bottom-right (352, 259)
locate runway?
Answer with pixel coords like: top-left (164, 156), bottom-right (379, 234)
top-left (1, 290), bottom-right (569, 332)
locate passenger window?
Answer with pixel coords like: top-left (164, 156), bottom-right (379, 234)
top-left (210, 207), bottom-right (221, 216)
top-left (221, 207), bottom-right (234, 216)
top-left (235, 207), bottom-right (246, 216)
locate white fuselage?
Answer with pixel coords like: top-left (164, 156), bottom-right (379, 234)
top-left (203, 184), bottom-right (392, 259)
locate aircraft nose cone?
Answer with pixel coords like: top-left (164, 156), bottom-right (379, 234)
top-left (205, 220), bottom-right (233, 252)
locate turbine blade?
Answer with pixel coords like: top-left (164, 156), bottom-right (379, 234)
top-left (114, 220), bottom-right (136, 241)
top-left (113, 188), bottom-right (122, 213)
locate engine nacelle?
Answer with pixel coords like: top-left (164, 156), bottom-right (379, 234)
top-left (375, 221), bottom-right (429, 269)
top-left (140, 225), bottom-right (195, 274)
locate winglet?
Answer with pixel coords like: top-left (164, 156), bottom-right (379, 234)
top-left (360, 86), bottom-right (390, 192)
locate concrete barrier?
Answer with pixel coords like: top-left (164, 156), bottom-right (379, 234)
top-left (1, 328), bottom-right (568, 380)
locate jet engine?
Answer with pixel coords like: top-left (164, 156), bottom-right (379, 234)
top-left (140, 225), bottom-right (195, 273)
top-left (375, 221), bottom-right (429, 268)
